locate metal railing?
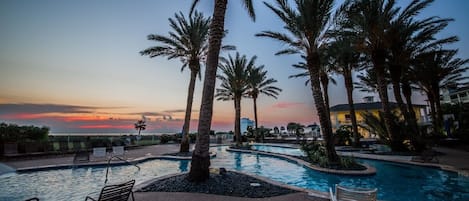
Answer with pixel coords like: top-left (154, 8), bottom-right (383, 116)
top-left (104, 156), bottom-right (140, 184)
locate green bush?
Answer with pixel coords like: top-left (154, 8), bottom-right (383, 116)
top-left (301, 142), bottom-right (329, 167)
top-left (340, 156), bottom-right (357, 169)
top-left (334, 126), bottom-right (353, 146)
top-left (0, 123), bottom-right (49, 142)
top-left (301, 141), bottom-right (362, 169)
top-left (159, 134), bottom-right (172, 144)
top-left (90, 138), bottom-right (110, 147)
top-left (188, 133), bottom-right (197, 143)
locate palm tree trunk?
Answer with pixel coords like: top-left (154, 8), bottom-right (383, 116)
top-left (320, 73), bottom-right (331, 116)
top-left (427, 92), bottom-right (438, 132)
top-left (253, 97), bottom-right (258, 130)
top-left (344, 69), bottom-right (360, 147)
top-left (373, 50), bottom-right (405, 151)
top-left (402, 80), bottom-right (417, 122)
top-left (402, 80), bottom-right (424, 151)
top-left (307, 54), bottom-right (339, 164)
top-left (180, 69), bottom-right (198, 153)
top-left (189, 0), bottom-right (227, 182)
top-left (234, 96), bottom-right (242, 146)
top-left (434, 89), bottom-right (443, 133)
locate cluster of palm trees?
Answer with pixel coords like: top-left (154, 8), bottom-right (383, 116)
top-left (215, 53), bottom-right (281, 146)
top-left (142, 0), bottom-right (467, 182)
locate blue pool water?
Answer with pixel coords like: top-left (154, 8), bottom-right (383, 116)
top-left (0, 145), bottom-right (468, 201)
top-left (250, 145), bottom-right (469, 201)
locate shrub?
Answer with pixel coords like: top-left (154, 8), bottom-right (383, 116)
top-left (0, 123), bottom-right (49, 142)
top-left (340, 156), bottom-right (357, 169)
top-left (188, 133), bottom-right (197, 143)
top-left (301, 142), bottom-right (363, 170)
top-left (301, 142), bottom-right (329, 167)
top-left (91, 138), bottom-right (110, 147)
top-left (159, 134), bottom-right (172, 144)
top-left (334, 126), bottom-right (353, 146)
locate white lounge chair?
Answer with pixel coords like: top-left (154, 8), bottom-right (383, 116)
top-left (92, 147), bottom-right (107, 158)
top-left (112, 146), bottom-right (125, 156)
top-left (329, 184), bottom-right (377, 201)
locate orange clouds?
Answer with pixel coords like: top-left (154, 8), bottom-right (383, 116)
top-left (271, 102), bottom-right (306, 109)
top-left (79, 124), bottom-right (134, 129)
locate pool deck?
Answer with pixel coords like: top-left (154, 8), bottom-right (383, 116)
top-left (1, 143), bottom-right (468, 201)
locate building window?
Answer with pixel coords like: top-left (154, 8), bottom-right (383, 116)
top-left (344, 114), bottom-right (351, 121)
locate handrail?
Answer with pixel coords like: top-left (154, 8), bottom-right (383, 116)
top-left (104, 156), bottom-right (140, 184)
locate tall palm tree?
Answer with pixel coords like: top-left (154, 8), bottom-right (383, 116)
top-left (140, 11), bottom-right (210, 153)
top-left (256, 0), bottom-right (339, 164)
top-left (188, 0), bottom-right (255, 182)
top-left (215, 53), bottom-right (254, 146)
top-left (340, 0), bottom-right (401, 149)
top-left (328, 33), bottom-right (362, 147)
top-left (412, 49), bottom-right (469, 132)
top-left (246, 66), bottom-right (282, 130)
top-left (386, 0), bottom-right (456, 147)
top-left (289, 54), bottom-right (337, 116)
top-left (339, 0), bottom-right (440, 151)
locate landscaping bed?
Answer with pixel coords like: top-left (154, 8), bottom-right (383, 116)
top-left (138, 171), bottom-right (298, 198)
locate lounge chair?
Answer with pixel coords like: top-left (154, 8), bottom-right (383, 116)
top-left (74, 150), bottom-right (90, 163)
top-left (85, 180), bottom-right (135, 201)
top-left (112, 146), bottom-right (125, 156)
top-left (92, 147), bottom-right (107, 158)
top-left (329, 184), bottom-right (377, 201)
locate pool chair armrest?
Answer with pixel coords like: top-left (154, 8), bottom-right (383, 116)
top-left (85, 196), bottom-right (97, 201)
top-left (329, 187), bottom-right (337, 201)
top-left (85, 191), bottom-right (99, 201)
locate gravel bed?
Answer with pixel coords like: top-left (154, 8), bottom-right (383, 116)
top-left (138, 171), bottom-right (298, 198)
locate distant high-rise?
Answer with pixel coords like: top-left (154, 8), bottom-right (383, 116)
top-left (240, 118), bottom-right (254, 134)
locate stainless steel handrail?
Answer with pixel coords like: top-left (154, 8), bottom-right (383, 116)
top-left (104, 155), bottom-right (140, 184)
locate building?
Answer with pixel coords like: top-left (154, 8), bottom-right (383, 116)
top-left (303, 124), bottom-right (321, 138)
top-left (240, 118), bottom-right (254, 134)
top-left (329, 102), bottom-right (427, 138)
top-left (441, 86), bottom-right (469, 104)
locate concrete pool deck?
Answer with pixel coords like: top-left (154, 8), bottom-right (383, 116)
top-left (1, 143), bottom-right (468, 201)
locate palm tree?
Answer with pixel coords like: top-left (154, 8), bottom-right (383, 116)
top-left (246, 66), bottom-right (282, 130)
top-left (256, 0), bottom-right (339, 164)
top-left (188, 0), bottom-right (255, 182)
top-left (328, 33), bottom-right (362, 147)
top-left (140, 11), bottom-right (210, 153)
top-left (339, 0), bottom-right (441, 151)
top-left (289, 54), bottom-right (337, 116)
top-left (386, 0), bottom-right (456, 147)
top-left (339, 0), bottom-right (400, 149)
top-left (134, 119), bottom-right (146, 136)
top-left (215, 53), bottom-right (255, 146)
top-left (412, 49), bottom-right (469, 132)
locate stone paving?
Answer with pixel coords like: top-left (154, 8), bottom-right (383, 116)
top-left (1, 143), bottom-right (183, 171)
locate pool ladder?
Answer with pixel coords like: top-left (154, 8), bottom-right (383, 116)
top-left (104, 156), bottom-right (141, 184)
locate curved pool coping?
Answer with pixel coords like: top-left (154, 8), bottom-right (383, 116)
top-left (250, 143), bottom-right (469, 177)
top-left (227, 148), bottom-right (377, 176)
top-left (14, 152), bottom-right (217, 173)
top-left (133, 169), bottom-right (330, 200)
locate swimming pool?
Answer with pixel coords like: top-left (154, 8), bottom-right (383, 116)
top-left (250, 145), bottom-right (469, 201)
top-left (0, 145), bottom-right (468, 201)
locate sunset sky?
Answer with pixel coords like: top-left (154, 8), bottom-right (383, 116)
top-left (1, 0), bottom-right (468, 133)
